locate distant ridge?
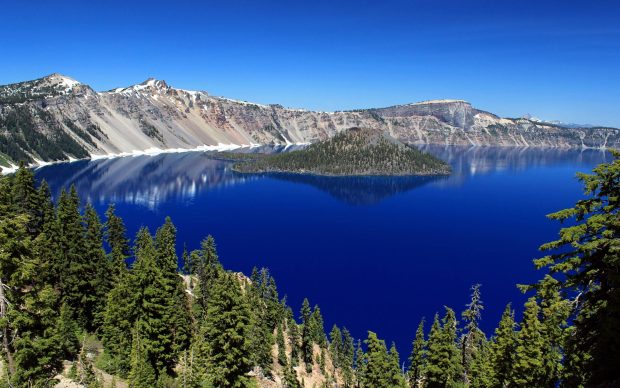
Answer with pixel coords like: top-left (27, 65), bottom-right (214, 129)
top-left (1, 73), bottom-right (619, 170)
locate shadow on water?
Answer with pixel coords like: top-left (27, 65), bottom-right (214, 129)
top-left (260, 173), bottom-right (447, 205)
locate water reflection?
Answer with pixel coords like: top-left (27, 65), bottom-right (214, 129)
top-left (35, 146), bottom-right (611, 209)
top-left (36, 153), bottom-right (254, 210)
top-left (263, 173), bottom-right (446, 205)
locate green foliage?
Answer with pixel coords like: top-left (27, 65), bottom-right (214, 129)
top-left (300, 298), bottom-right (314, 372)
top-left (104, 203), bottom-right (130, 277)
top-left (362, 331), bottom-right (388, 387)
top-left (461, 284), bottom-right (485, 385)
top-left (200, 272), bottom-right (252, 387)
top-left (408, 319), bottom-right (426, 388)
top-left (529, 150), bottom-right (620, 386)
top-left (511, 297), bottom-right (546, 387)
top-left (425, 308), bottom-right (462, 388)
top-left (234, 127), bottom-right (451, 176)
top-left (489, 304), bottom-right (517, 387)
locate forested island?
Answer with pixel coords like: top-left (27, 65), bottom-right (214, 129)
top-left (231, 128), bottom-right (452, 176)
top-left (0, 152), bottom-right (618, 387)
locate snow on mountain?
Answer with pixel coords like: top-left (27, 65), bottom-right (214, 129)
top-left (0, 73), bottom-right (619, 171)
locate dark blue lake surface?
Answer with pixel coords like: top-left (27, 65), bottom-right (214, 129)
top-left (34, 146), bottom-right (612, 354)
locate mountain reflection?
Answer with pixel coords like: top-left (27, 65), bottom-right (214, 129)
top-left (34, 146), bottom-right (611, 209)
top-left (36, 152), bottom-right (255, 210)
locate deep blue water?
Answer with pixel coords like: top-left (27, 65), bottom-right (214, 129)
top-left (34, 146), bottom-right (612, 354)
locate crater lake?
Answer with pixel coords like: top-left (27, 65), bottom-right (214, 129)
top-left (34, 146), bottom-right (612, 353)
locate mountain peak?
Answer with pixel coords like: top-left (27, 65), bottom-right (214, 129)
top-left (41, 73), bottom-right (81, 88)
top-left (139, 78), bottom-right (169, 89)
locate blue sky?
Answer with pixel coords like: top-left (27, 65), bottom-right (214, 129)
top-left (1, 0), bottom-right (619, 126)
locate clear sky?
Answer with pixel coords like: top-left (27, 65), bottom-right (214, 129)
top-left (1, 0), bottom-right (619, 126)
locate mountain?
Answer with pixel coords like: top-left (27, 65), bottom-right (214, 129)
top-left (1, 73), bottom-right (619, 170)
top-left (232, 127), bottom-right (452, 176)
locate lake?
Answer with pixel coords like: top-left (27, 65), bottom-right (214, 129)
top-left (34, 146), bottom-right (612, 354)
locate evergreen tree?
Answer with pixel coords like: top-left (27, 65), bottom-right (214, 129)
top-left (289, 319), bottom-right (301, 367)
top-left (194, 235), bottom-right (221, 316)
top-left (277, 323), bottom-right (288, 366)
top-left (132, 227), bottom-right (172, 377)
top-left (537, 277), bottom-right (570, 387)
top-left (10, 164), bottom-right (39, 233)
top-left (83, 203), bottom-right (112, 330)
top-left (104, 203), bottom-right (130, 277)
top-left (511, 297), bottom-right (546, 387)
top-left (354, 339), bottom-right (366, 386)
top-left (340, 327), bottom-right (355, 387)
top-left (0, 211), bottom-right (63, 386)
top-left (468, 336), bottom-right (494, 388)
top-left (154, 217), bottom-right (191, 366)
top-left (56, 302), bottom-right (80, 360)
top-left (57, 185), bottom-right (91, 328)
top-left (101, 265), bottom-right (138, 375)
top-left (425, 308), bottom-right (462, 388)
top-left (408, 318), bottom-right (426, 388)
top-left (310, 305), bottom-right (327, 347)
top-left (530, 151), bottom-right (620, 385)
top-left (387, 342), bottom-right (407, 387)
top-left (199, 272), bottom-right (252, 387)
top-left (129, 321), bottom-right (157, 388)
top-left (329, 324), bottom-right (343, 370)
top-left (362, 331), bottom-right (390, 387)
top-left (282, 362), bottom-right (301, 388)
top-left (490, 303), bottom-right (517, 387)
top-left (462, 284), bottom-right (484, 385)
top-left (300, 298), bottom-right (314, 372)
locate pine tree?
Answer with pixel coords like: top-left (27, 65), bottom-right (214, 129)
top-left (310, 305), bottom-right (327, 347)
top-left (425, 308), bottom-right (462, 388)
top-left (362, 331), bottom-right (390, 387)
top-left (329, 324), bottom-right (343, 371)
top-left (387, 342), bottom-right (407, 387)
top-left (511, 297), bottom-right (546, 387)
top-left (154, 217), bottom-right (191, 367)
top-left (469, 336), bottom-right (494, 388)
top-left (132, 227), bottom-right (171, 377)
top-left (490, 303), bottom-right (517, 387)
top-left (200, 272), bottom-right (252, 387)
top-left (83, 203), bottom-right (112, 330)
top-left (277, 323), bottom-right (288, 366)
top-left (530, 150), bottom-right (620, 385)
top-left (194, 235), bottom-right (221, 316)
top-left (408, 318), bottom-right (426, 388)
top-left (340, 327), bottom-right (355, 387)
top-left (129, 321), bottom-right (157, 388)
top-left (101, 265), bottom-right (138, 375)
top-left (537, 277), bottom-right (570, 387)
top-left (104, 203), bottom-right (130, 277)
top-left (0, 212), bottom-right (63, 386)
top-left (462, 284), bottom-right (484, 385)
top-left (282, 362), bottom-right (301, 388)
top-left (300, 298), bottom-right (314, 372)
top-left (354, 339), bottom-right (366, 386)
top-left (56, 302), bottom-right (80, 360)
top-left (10, 164), bottom-right (39, 234)
top-left (246, 268), bottom-right (275, 376)
top-left (57, 185), bottom-right (90, 328)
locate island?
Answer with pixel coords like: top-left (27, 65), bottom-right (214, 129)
top-left (230, 127), bottom-right (452, 176)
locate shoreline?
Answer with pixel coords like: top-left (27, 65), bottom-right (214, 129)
top-left (0, 141), bottom-right (611, 175)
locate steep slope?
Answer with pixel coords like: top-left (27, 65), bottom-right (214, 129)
top-left (1, 73), bottom-right (619, 170)
top-left (233, 127), bottom-right (451, 176)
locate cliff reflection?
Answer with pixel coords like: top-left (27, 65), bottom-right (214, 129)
top-left (34, 146), bottom-right (610, 209)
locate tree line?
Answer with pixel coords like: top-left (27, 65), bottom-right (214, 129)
top-left (0, 150), bottom-right (618, 387)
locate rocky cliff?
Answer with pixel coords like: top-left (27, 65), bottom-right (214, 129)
top-left (1, 74), bottom-right (618, 169)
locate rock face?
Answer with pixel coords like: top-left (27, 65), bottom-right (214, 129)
top-left (1, 74), bottom-right (619, 166)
